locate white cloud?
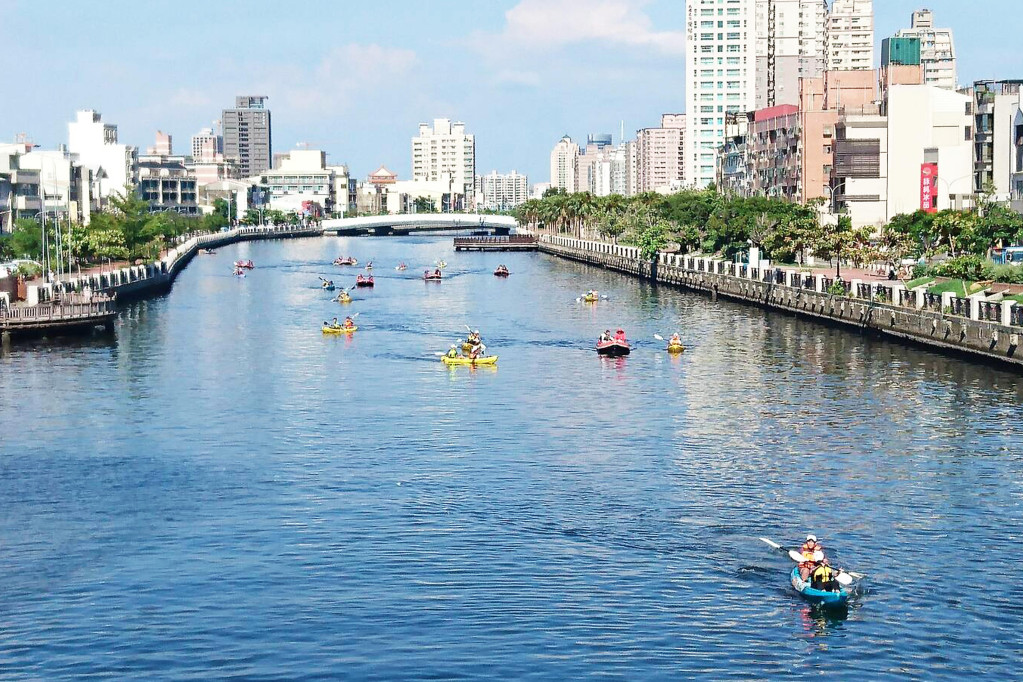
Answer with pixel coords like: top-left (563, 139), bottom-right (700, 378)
top-left (262, 44), bottom-right (418, 116)
top-left (478, 0), bottom-right (685, 56)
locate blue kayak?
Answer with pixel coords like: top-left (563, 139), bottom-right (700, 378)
top-left (790, 567), bottom-right (849, 606)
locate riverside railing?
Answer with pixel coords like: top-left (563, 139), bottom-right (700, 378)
top-left (538, 235), bottom-right (1023, 329)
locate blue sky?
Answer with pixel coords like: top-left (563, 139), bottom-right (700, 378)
top-left (1, 0), bottom-right (1020, 185)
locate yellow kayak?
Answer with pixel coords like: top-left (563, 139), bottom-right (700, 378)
top-left (583, 295), bottom-right (599, 303)
top-left (337, 295), bottom-right (352, 304)
top-left (322, 325), bottom-right (357, 334)
top-left (666, 344), bottom-right (685, 353)
top-left (441, 355), bottom-right (498, 366)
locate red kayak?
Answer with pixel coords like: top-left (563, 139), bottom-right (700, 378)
top-left (355, 275), bottom-right (374, 288)
top-left (493, 268), bottom-right (510, 277)
top-left (234, 260), bottom-right (254, 269)
top-left (596, 340), bottom-right (631, 356)
top-left (423, 272), bottom-right (443, 281)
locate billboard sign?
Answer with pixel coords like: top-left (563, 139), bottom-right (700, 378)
top-left (920, 163), bottom-right (938, 213)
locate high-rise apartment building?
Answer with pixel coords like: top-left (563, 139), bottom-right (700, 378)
top-left (894, 9), bottom-right (957, 91)
top-left (755, 0), bottom-right (827, 108)
top-left (147, 131), bottom-right (172, 156)
top-left (222, 96), bottom-right (272, 178)
top-left (411, 118), bottom-right (475, 198)
top-left (475, 171), bottom-right (529, 211)
top-left (825, 0), bottom-right (874, 72)
top-left (685, 0), bottom-right (757, 188)
top-left (549, 135), bottom-right (579, 191)
top-left (636, 114), bottom-right (686, 193)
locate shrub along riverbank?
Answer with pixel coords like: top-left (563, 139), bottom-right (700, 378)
top-left (514, 187), bottom-right (1023, 283)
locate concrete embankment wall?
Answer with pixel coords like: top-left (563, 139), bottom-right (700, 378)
top-left (538, 234), bottom-right (1023, 371)
top-left (35, 226), bottom-right (322, 304)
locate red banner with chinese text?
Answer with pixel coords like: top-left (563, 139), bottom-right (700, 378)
top-left (920, 163), bottom-right (938, 213)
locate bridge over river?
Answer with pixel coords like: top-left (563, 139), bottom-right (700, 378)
top-left (322, 213), bottom-right (519, 236)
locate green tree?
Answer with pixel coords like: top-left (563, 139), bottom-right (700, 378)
top-left (810, 215), bottom-right (873, 279)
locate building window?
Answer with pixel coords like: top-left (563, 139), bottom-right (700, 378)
top-left (965, 126), bottom-right (972, 141)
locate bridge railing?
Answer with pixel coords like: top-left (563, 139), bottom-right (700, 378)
top-left (2, 294), bottom-right (116, 323)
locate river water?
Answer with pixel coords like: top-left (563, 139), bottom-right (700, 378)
top-left (1, 235), bottom-right (1021, 680)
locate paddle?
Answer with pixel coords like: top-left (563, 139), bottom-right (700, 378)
top-left (760, 537), bottom-right (857, 586)
top-left (654, 334), bottom-right (664, 341)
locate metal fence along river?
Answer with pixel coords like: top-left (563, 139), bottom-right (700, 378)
top-left (0, 236), bottom-right (1020, 680)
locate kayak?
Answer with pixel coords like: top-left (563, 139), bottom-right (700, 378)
top-left (666, 343), bottom-right (685, 353)
top-left (596, 340), bottom-right (631, 356)
top-left (334, 257), bottom-right (357, 266)
top-left (322, 284), bottom-right (336, 291)
top-left (356, 278), bottom-right (374, 287)
top-left (424, 274), bottom-right (443, 281)
top-left (396, 264), bottom-right (408, 271)
top-left (442, 355), bottom-right (498, 366)
top-left (494, 269), bottom-right (509, 277)
top-left (583, 294), bottom-right (598, 302)
top-left (337, 294), bottom-right (352, 304)
top-left (322, 325), bottom-right (357, 334)
top-left (234, 260), bottom-right (254, 269)
top-left (790, 567), bottom-right (849, 606)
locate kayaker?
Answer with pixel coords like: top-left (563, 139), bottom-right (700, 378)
top-left (446, 345), bottom-right (459, 359)
top-left (799, 534), bottom-right (821, 579)
top-left (810, 553), bottom-right (839, 592)
top-left (434, 268), bottom-right (442, 277)
top-left (614, 328), bottom-right (627, 342)
top-left (331, 317), bottom-right (341, 330)
top-left (343, 316), bottom-right (355, 329)
top-left (669, 333), bottom-right (682, 346)
top-left (600, 330), bottom-right (612, 343)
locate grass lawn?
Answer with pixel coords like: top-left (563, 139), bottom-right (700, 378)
top-left (927, 279), bottom-right (988, 297)
top-left (905, 276), bottom-right (934, 289)
top-left (1004, 295), bottom-right (1023, 303)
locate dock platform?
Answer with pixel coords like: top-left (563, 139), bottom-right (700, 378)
top-left (453, 236), bottom-right (538, 252)
top-left (1, 294), bottom-right (118, 341)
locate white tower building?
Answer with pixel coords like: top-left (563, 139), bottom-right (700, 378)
top-left (685, 0), bottom-right (757, 188)
top-left (549, 136), bottom-right (579, 192)
top-left (411, 119), bottom-right (476, 197)
top-left (826, 0), bottom-right (874, 72)
top-left (895, 9), bottom-right (957, 90)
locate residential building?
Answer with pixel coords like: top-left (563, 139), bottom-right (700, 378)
top-left (191, 127), bottom-right (222, 163)
top-left (327, 165), bottom-right (353, 216)
top-left (259, 149), bottom-right (336, 216)
top-left (0, 143), bottom-right (41, 233)
top-left (717, 112), bottom-right (751, 195)
top-left (825, 0), bottom-right (874, 72)
top-left (67, 109), bottom-right (137, 204)
top-left (755, 0), bottom-right (827, 108)
top-left (971, 80), bottom-right (1023, 198)
top-left (685, 0), bottom-right (757, 188)
top-left (609, 142), bottom-right (635, 196)
top-left (411, 118), bottom-right (475, 204)
top-left (19, 147), bottom-right (93, 226)
top-left (223, 96), bottom-right (272, 178)
top-left (530, 182), bottom-right (552, 200)
top-left (549, 136), bottom-right (579, 191)
top-left (147, 131), bottom-right (172, 156)
top-left (574, 140), bottom-right (610, 195)
top-left (137, 155), bottom-right (198, 215)
top-left (748, 104), bottom-right (800, 200)
top-left (798, 69), bottom-right (880, 205)
top-left (894, 9), bottom-right (957, 91)
top-left (636, 114), bottom-right (686, 193)
top-left (475, 171), bottom-right (529, 211)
